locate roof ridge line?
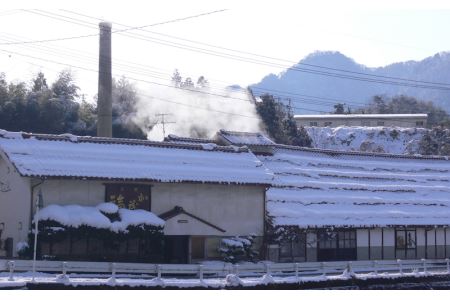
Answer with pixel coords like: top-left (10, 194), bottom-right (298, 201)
top-left (0, 129), bottom-right (250, 154)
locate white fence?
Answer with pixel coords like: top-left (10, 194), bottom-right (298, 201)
top-left (1, 258), bottom-right (450, 281)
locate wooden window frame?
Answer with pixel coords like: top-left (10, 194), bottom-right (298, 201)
top-left (279, 234), bottom-right (307, 261)
top-left (395, 228), bottom-right (417, 258)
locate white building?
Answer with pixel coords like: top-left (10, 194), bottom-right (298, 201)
top-left (0, 130), bottom-right (272, 262)
top-left (294, 114), bottom-right (428, 128)
top-left (259, 144), bottom-right (450, 262)
top-left (169, 131), bottom-right (450, 262)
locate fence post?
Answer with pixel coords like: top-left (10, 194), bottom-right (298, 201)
top-left (373, 260), bottom-right (378, 276)
top-left (295, 263), bottom-right (299, 280)
top-left (347, 261), bottom-right (353, 275)
top-left (62, 262), bottom-right (68, 277)
top-left (111, 262), bottom-right (116, 279)
top-left (199, 264), bottom-right (204, 281)
top-left (233, 264), bottom-right (239, 276)
top-left (321, 262), bottom-right (326, 276)
top-left (156, 264), bottom-right (162, 280)
top-left (264, 262), bottom-right (270, 276)
top-left (421, 258), bottom-right (427, 273)
top-left (7, 261), bottom-right (15, 281)
top-left (446, 258), bottom-right (449, 274)
top-left (397, 259), bottom-right (403, 274)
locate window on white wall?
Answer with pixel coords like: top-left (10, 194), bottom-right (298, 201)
top-left (396, 229), bottom-right (416, 250)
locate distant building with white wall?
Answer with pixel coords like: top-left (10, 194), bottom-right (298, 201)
top-left (294, 114), bottom-right (428, 128)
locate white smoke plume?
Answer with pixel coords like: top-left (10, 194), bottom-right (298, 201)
top-left (132, 83), bottom-right (264, 141)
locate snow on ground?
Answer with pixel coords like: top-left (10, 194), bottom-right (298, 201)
top-left (306, 126), bottom-right (427, 154)
top-left (0, 270), bottom-right (448, 289)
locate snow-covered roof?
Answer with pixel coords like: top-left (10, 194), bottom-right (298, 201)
top-left (259, 146), bottom-right (450, 228)
top-left (217, 130), bottom-right (275, 146)
top-left (36, 203), bottom-right (165, 231)
top-left (0, 130), bottom-right (273, 185)
top-left (294, 114), bottom-right (428, 120)
top-left (164, 134), bottom-right (217, 145)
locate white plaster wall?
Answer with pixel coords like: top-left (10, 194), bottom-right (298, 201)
top-left (36, 179), bottom-right (105, 211)
top-left (151, 183), bottom-right (265, 236)
top-left (370, 229), bottom-right (382, 246)
top-left (427, 229), bottom-right (436, 245)
top-left (306, 232), bottom-right (317, 248)
top-left (383, 228), bottom-right (395, 247)
top-left (163, 213), bottom-right (224, 236)
top-left (296, 117), bottom-right (426, 128)
top-left (0, 155), bottom-right (31, 257)
top-left (357, 229), bottom-right (368, 247)
top-left (33, 179), bottom-right (265, 237)
top-left (417, 228), bottom-right (426, 246)
top-left (436, 229), bottom-right (446, 245)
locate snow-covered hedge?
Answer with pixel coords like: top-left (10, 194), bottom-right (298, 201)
top-left (28, 203), bottom-right (165, 262)
top-left (218, 236), bottom-right (258, 263)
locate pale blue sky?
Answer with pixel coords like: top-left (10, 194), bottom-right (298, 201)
top-left (1, 0), bottom-right (450, 99)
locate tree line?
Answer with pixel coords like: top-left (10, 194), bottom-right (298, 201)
top-left (0, 70), bottom-right (145, 139)
top-left (332, 95), bottom-right (450, 128)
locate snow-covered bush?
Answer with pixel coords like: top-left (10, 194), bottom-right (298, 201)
top-left (218, 236), bottom-right (258, 263)
top-left (16, 241), bottom-right (30, 258)
top-left (27, 203), bottom-right (165, 262)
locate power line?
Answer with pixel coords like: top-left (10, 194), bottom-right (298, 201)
top-left (9, 9), bottom-right (450, 95)
top-left (0, 46), bottom-right (437, 126)
top-left (0, 41), bottom-right (434, 122)
top-left (57, 9), bottom-right (450, 88)
top-left (0, 9), bottom-right (227, 45)
top-left (5, 9), bottom-right (450, 91)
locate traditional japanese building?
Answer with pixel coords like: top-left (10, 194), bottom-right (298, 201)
top-left (212, 131), bottom-right (450, 262)
top-left (0, 130), bottom-right (272, 262)
top-left (168, 131), bottom-right (450, 262)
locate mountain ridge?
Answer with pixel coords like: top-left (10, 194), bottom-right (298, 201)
top-left (250, 51), bottom-right (450, 113)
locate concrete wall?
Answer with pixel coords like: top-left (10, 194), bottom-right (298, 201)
top-left (295, 117), bottom-right (427, 128)
top-left (0, 155), bottom-right (31, 257)
top-left (34, 179), bottom-right (265, 237)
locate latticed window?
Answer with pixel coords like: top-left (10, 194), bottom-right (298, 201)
top-left (338, 231), bottom-right (356, 248)
top-left (318, 230), bottom-right (356, 249)
top-left (395, 229), bottom-right (416, 250)
top-left (279, 234), bottom-right (306, 259)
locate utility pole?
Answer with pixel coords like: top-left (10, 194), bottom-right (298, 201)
top-left (287, 98), bottom-right (293, 115)
top-left (155, 113), bottom-right (176, 138)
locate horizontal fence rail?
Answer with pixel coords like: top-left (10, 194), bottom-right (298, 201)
top-left (1, 258), bottom-right (449, 281)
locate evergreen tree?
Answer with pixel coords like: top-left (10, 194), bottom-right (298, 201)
top-left (31, 72), bottom-right (48, 92)
top-left (51, 70), bottom-right (79, 101)
top-left (333, 103), bottom-right (345, 114)
top-left (419, 127), bottom-right (450, 155)
top-left (256, 93), bottom-right (312, 147)
top-left (256, 94), bottom-right (288, 144)
top-left (355, 95), bottom-right (450, 128)
top-left (196, 76), bottom-right (209, 89)
top-left (171, 69), bottom-right (182, 87)
top-left (181, 77), bottom-right (194, 89)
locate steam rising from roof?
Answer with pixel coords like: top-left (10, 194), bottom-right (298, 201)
top-left (131, 83), bottom-right (264, 141)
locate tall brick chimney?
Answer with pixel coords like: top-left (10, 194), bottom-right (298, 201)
top-left (97, 22), bottom-right (112, 137)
